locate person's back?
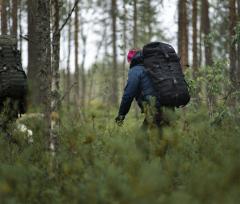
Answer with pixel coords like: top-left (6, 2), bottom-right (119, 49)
top-left (116, 50), bottom-right (164, 127)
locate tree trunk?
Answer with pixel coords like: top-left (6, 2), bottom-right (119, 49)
top-left (12, 0), bottom-right (18, 37)
top-left (202, 0), bottom-right (213, 67)
top-left (74, 1), bottom-right (80, 106)
top-left (36, 0), bottom-right (51, 148)
top-left (51, 0), bottom-right (61, 153)
top-left (133, 0), bottom-right (138, 48)
top-left (202, 0), bottom-right (214, 116)
top-left (111, 0), bottom-right (118, 105)
top-left (1, 0), bottom-right (7, 34)
top-left (28, 0), bottom-right (41, 107)
top-left (80, 21), bottom-right (86, 109)
top-left (229, 0), bottom-right (237, 84)
top-left (66, 0), bottom-right (72, 108)
top-left (178, 0), bottom-right (189, 70)
top-left (19, 0), bottom-right (23, 56)
top-left (238, 0), bottom-right (240, 82)
top-left (121, 0), bottom-right (127, 90)
top-left (192, 0), bottom-right (198, 77)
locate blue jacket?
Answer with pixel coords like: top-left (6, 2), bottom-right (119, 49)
top-left (118, 64), bottom-right (159, 116)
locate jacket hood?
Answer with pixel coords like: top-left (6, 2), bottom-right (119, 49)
top-left (130, 51), bottom-right (143, 68)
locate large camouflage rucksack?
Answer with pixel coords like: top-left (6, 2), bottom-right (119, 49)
top-left (143, 42), bottom-right (190, 107)
top-left (0, 35), bottom-right (27, 114)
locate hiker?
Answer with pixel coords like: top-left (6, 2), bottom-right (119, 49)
top-left (115, 48), bottom-right (163, 129)
top-left (115, 42), bottom-right (190, 129)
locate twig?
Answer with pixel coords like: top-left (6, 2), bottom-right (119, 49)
top-left (19, 34), bottom-right (29, 41)
top-left (58, 0), bottom-right (80, 34)
top-left (52, 82), bottom-right (77, 111)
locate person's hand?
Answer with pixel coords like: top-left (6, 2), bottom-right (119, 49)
top-left (115, 115), bottom-right (125, 126)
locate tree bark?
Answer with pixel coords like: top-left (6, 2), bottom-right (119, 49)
top-left (111, 0), bottom-right (118, 105)
top-left (28, 0), bottom-right (41, 107)
top-left (133, 0), bottom-right (138, 48)
top-left (12, 0), bottom-right (18, 37)
top-left (35, 0), bottom-right (51, 147)
top-left (229, 0), bottom-right (237, 84)
top-left (237, 0), bottom-right (240, 82)
top-left (66, 0), bottom-right (72, 107)
top-left (192, 0), bottom-right (198, 77)
top-left (178, 0), bottom-right (189, 70)
top-left (19, 0), bottom-right (23, 56)
top-left (122, 0), bottom-right (127, 90)
top-left (51, 0), bottom-right (61, 153)
top-left (74, 1), bottom-right (80, 106)
top-left (80, 18), bottom-right (86, 109)
top-left (202, 0), bottom-right (213, 67)
top-left (1, 0), bottom-right (7, 34)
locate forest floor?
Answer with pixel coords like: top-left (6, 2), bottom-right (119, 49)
top-left (0, 103), bottom-right (240, 204)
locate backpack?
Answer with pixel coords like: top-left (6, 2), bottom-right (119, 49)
top-left (0, 35), bottom-right (28, 114)
top-left (142, 42), bottom-right (190, 107)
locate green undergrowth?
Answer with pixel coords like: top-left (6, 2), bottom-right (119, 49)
top-left (0, 105), bottom-right (240, 204)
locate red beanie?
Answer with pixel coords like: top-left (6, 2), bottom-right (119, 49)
top-left (127, 49), bottom-right (139, 63)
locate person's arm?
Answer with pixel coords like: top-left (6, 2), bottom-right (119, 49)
top-left (117, 68), bottom-right (141, 118)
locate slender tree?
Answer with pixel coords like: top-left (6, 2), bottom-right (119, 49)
top-left (19, 0), bottom-right (23, 55)
top-left (74, 1), bottom-right (80, 106)
top-left (111, 0), bottom-right (118, 105)
top-left (12, 0), bottom-right (18, 37)
top-left (237, 0), bottom-right (240, 81)
top-left (133, 0), bottom-right (138, 48)
top-left (35, 0), bottom-right (52, 146)
top-left (66, 0), bottom-right (72, 107)
top-left (121, 0), bottom-right (128, 90)
top-left (28, 0), bottom-right (41, 107)
top-left (51, 0), bottom-right (61, 153)
top-left (80, 14), bottom-right (86, 109)
top-left (229, 0), bottom-right (237, 84)
top-left (202, 0), bottom-right (213, 66)
top-left (192, 0), bottom-right (198, 77)
top-left (178, 0), bottom-right (189, 70)
top-left (1, 0), bottom-right (7, 34)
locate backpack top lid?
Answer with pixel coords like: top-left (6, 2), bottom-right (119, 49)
top-left (0, 35), bottom-right (17, 47)
top-left (143, 42), bottom-right (176, 58)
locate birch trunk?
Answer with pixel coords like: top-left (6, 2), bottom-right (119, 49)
top-left (51, 0), bottom-right (61, 153)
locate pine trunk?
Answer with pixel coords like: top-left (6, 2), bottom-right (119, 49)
top-left (74, 2), bottom-right (80, 106)
top-left (19, 0), bottom-right (23, 56)
top-left (202, 0), bottom-right (213, 66)
top-left (192, 0), bottom-right (198, 77)
top-left (178, 0), bottom-right (189, 70)
top-left (1, 0), bottom-right (7, 34)
top-left (229, 0), bottom-right (237, 84)
top-left (238, 0), bottom-right (240, 82)
top-left (133, 0), bottom-right (138, 48)
top-left (111, 0), bottom-right (118, 105)
top-left (122, 0), bottom-right (127, 90)
top-left (202, 0), bottom-right (214, 116)
top-left (80, 24), bottom-right (86, 109)
top-left (12, 0), bottom-right (18, 37)
top-left (36, 0), bottom-right (51, 147)
top-left (28, 0), bottom-right (41, 107)
top-left (66, 0), bottom-right (72, 107)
